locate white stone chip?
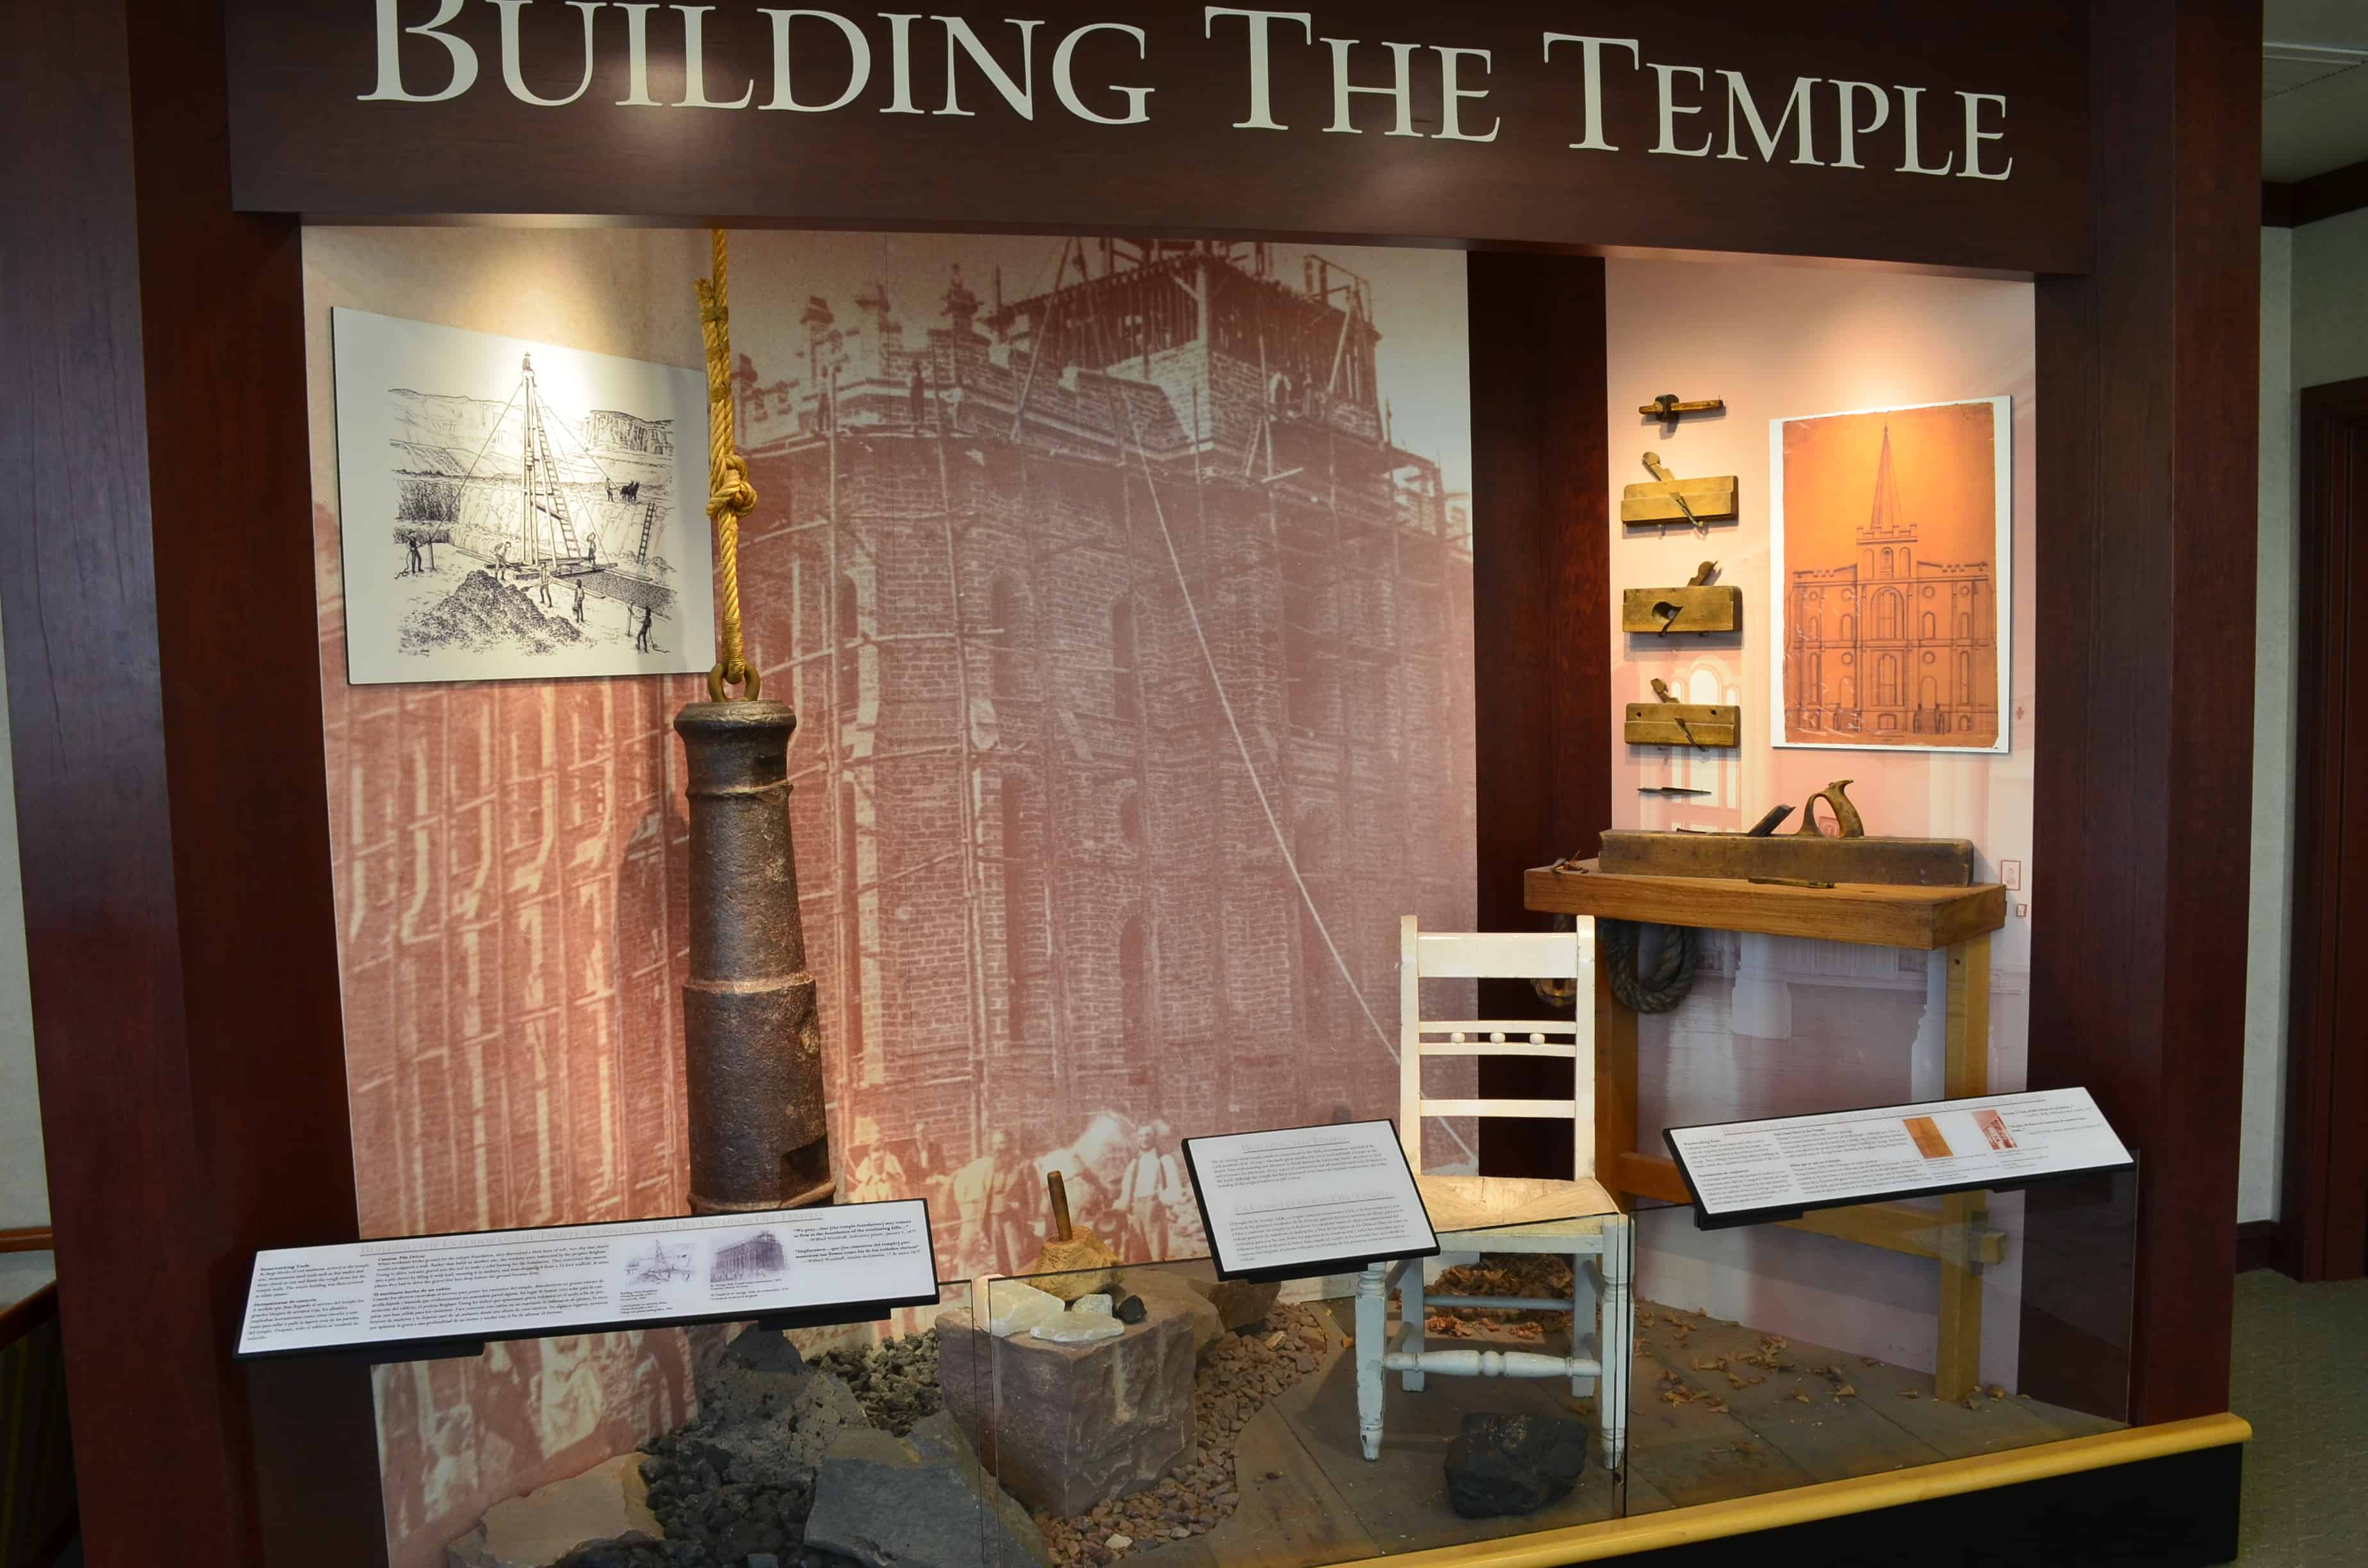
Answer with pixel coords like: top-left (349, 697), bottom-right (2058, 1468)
top-left (1030, 1310), bottom-right (1126, 1343)
top-left (987, 1279), bottom-right (1066, 1338)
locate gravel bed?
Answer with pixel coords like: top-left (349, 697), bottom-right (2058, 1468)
top-left (1033, 1302), bottom-right (1340, 1568)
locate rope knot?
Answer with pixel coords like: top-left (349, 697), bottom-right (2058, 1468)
top-left (707, 453), bottom-right (757, 524)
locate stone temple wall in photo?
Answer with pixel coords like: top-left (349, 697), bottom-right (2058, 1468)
top-left (311, 234), bottom-right (1476, 1568)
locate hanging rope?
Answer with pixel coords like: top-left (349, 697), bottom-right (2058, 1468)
top-left (1599, 919), bottom-right (1699, 1013)
top-left (696, 227), bottom-right (761, 701)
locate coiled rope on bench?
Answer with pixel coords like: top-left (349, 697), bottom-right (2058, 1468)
top-left (1533, 915), bottom-right (1700, 1014)
top-left (1599, 919), bottom-right (1699, 1014)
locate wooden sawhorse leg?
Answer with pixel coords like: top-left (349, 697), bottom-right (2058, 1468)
top-left (1936, 932), bottom-right (1991, 1401)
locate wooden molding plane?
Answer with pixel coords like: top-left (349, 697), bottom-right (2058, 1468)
top-left (1625, 702), bottom-right (1740, 747)
top-left (1622, 474), bottom-right (1739, 527)
top-left (1623, 585), bottom-right (1741, 634)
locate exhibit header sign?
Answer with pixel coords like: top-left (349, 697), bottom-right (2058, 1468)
top-left (224, 2), bottom-right (2089, 274)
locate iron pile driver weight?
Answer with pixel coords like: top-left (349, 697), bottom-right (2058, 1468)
top-left (677, 229), bottom-right (833, 1213)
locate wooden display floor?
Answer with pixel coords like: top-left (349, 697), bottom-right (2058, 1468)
top-left (1121, 1296), bottom-right (2123, 1567)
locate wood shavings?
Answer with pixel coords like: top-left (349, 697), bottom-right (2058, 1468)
top-left (1832, 1383), bottom-right (1857, 1398)
top-left (1418, 1256), bottom-right (1574, 1340)
top-left (1790, 1392), bottom-right (1813, 1405)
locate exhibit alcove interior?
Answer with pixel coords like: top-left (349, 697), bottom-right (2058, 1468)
top-left (306, 222), bottom-right (2103, 1568)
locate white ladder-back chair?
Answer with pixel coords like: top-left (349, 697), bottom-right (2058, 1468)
top-left (1354, 915), bottom-right (1634, 1474)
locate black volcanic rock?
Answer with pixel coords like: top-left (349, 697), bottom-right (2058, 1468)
top-left (1443, 1412), bottom-right (1589, 1519)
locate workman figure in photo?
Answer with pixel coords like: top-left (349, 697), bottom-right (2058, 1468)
top-left (951, 1128), bottom-right (1030, 1273)
top-left (846, 1116), bottom-right (905, 1204)
top-left (1117, 1122), bottom-right (1184, 1260)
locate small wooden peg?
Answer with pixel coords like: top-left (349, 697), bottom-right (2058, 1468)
top-left (1047, 1170), bottom-right (1074, 1243)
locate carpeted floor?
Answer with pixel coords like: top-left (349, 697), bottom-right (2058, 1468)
top-left (2232, 1270), bottom-right (2368, 1565)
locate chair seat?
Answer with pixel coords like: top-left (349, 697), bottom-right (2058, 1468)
top-left (1417, 1173), bottom-right (1622, 1239)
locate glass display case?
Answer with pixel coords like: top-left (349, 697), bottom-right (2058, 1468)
top-left (418, 1164), bottom-right (2133, 1568)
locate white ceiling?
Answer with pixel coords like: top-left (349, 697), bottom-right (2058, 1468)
top-left (2265, 0), bottom-right (2368, 181)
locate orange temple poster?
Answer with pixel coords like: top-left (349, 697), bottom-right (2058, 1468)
top-left (1771, 397), bottom-right (2012, 751)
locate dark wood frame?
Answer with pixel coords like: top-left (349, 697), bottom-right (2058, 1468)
top-left (3, 1), bottom-right (2258, 1562)
top-left (1470, 253), bottom-right (1613, 1179)
top-left (2264, 154), bottom-right (2368, 229)
top-left (2022, 0), bottom-right (2260, 1427)
top-left (2276, 375), bottom-right (2368, 1282)
top-left (3, 1), bottom-right (384, 1562)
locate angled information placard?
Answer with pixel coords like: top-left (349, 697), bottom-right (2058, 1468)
top-left (235, 1198), bottom-right (938, 1360)
top-left (1665, 1088), bottom-right (2134, 1229)
top-left (1183, 1119), bottom-right (1439, 1282)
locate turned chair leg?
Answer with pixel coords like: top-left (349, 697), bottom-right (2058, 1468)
top-left (1570, 1248), bottom-right (1598, 1401)
top-left (1356, 1262), bottom-right (1388, 1460)
top-left (1601, 1220), bottom-right (1634, 1474)
top-left (1401, 1261), bottom-right (1427, 1392)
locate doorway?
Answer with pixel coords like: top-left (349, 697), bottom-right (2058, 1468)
top-left (2282, 375), bottom-right (2368, 1280)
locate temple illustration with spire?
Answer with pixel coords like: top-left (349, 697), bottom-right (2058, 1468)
top-left (1786, 423), bottom-right (1998, 744)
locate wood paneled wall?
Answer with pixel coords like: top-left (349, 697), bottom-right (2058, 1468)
top-left (0, 1), bottom-right (384, 1562)
top-left (2027, 0), bottom-right (2262, 1425)
top-left (1469, 254), bottom-right (1611, 1177)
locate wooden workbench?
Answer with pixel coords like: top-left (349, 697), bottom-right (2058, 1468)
top-left (1525, 860), bottom-right (2010, 1400)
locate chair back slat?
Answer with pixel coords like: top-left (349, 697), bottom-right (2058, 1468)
top-left (1399, 914), bottom-right (1595, 1182)
top-left (1420, 1097), bottom-right (1577, 1120)
top-left (1412, 931), bottom-right (1581, 979)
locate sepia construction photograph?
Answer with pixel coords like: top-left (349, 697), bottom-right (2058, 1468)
top-left (729, 233), bottom-right (1481, 1277)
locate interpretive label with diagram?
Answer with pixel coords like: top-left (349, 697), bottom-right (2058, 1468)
top-left (1183, 1119), bottom-right (1438, 1282)
top-left (235, 1198), bottom-right (937, 1359)
top-left (1665, 1088), bottom-right (2134, 1225)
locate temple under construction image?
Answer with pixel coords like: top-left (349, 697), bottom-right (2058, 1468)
top-left (727, 237), bottom-right (1479, 1272)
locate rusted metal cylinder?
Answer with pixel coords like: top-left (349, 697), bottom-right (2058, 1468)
top-left (675, 699), bottom-right (834, 1213)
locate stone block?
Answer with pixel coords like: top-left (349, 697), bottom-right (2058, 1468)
top-left (804, 1410), bottom-right (1050, 1568)
top-left (935, 1295), bottom-right (1196, 1516)
top-left (1115, 1270), bottom-right (1221, 1357)
top-left (445, 1453), bottom-right (661, 1568)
